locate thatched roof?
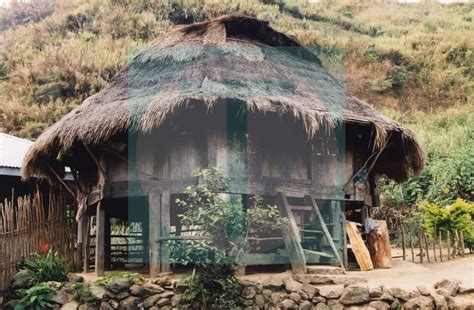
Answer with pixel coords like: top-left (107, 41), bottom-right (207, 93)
top-left (22, 15), bottom-right (424, 182)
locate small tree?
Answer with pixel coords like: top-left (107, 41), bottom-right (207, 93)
top-left (169, 168), bottom-right (288, 309)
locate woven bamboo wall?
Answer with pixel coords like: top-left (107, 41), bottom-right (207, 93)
top-left (0, 188), bottom-right (76, 291)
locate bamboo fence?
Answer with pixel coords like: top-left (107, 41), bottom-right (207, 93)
top-left (0, 188), bottom-right (76, 291)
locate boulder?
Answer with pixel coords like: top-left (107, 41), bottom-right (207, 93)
top-left (142, 294), bottom-right (161, 308)
top-left (156, 298), bottom-right (171, 306)
top-left (68, 274), bottom-right (84, 284)
top-left (318, 285), bottom-right (344, 299)
top-left (242, 286), bottom-right (257, 299)
top-left (51, 288), bottom-right (69, 305)
top-left (142, 283), bottom-right (164, 295)
top-left (299, 300), bottom-right (312, 310)
top-left (368, 300), bottom-right (390, 310)
top-left (99, 301), bottom-right (114, 310)
top-left (271, 292), bottom-right (281, 304)
top-left (115, 291), bottom-right (131, 300)
top-left (376, 292), bottom-right (395, 303)
top-left (255, 294), bottom-right (265, 307)
top-left (90, 284), bottom-right (106, 299)
top-left (281, 298), bottom-right (297, 309)
top-left (10, 270), bottom-right (35, 289)
top-left (403, 296), bottom-right (434, 310)
top-left (312, 303), bottom-right (329, 310)
top-left (429, 292), bottom-right (448, 310)
top-left (327, 299), bottom-right (344, 309)
top-left (107, 278), bottom-right (132, 294)
top-left (129, 284), bottom-right (145, 296)
top-left (434, 279), bottom-right (460, 297)
top-left (158, 290), bottom-right (174, 299)
top-left (285, 277), bottom-right (303, 292)
top-left (302, 283), bottom-right (318, 297)
top-left (289, 292), bottom-right (301, 302)
top-left (312, 296), bottom-right (326, 304)
top-left (369, 286), bottom-right (383, 298)
top-left (120, 296), bottom-right (140, 310)
top-left (388, 287), bottom-right (410, 302)
top-left (339, 285), bottom-right (370, 305)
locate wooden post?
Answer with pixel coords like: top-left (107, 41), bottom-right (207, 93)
top-left (459, 230), bottom-right (465, 257)
top-left (419, 233), bottom-right (424, 263)
top-left (433, 233), bottom-right (437, 262)
top-left (83, 215), bottom-right (91, 273)
top-left (447, 231), bottom-right (451, 260)
top-left (409, 231), bottom-right (415, 262)
top-left (367, 220), bottom-right (392, 268)
top-left (424, 233), bottom-right (431, 263)
top-left (77, 217), bottom-right (83, 272)
top-left (160, 191), bottom-right (171, 273)
top-left (104, 216), bottom-right (111, 270)
top-left (401, 225), bottom-right (406, 261)
top-left (95, 202), bottom-right (105, 276)
top-left (148, 192), bottom-right (161, 277)
top-left (439, 231), bottom-right (443, 262)
top-left (454, 230), bottom-right (460, 256)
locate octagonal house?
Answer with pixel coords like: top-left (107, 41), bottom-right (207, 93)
top-left (22, 15), bottom-right (424, 276)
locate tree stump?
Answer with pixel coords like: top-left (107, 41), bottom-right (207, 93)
top-left (367, 220), bottom-right (392, 268)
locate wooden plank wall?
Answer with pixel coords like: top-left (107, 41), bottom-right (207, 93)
top-left (0, 188), bottom-right (76, 291)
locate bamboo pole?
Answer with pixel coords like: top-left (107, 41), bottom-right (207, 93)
top-left (401, 226), bottom-right (406, 261)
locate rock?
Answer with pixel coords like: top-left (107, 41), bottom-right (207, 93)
top-left (299, 300), bottom-right (312, 310)
top-left (389, 287), bottom-right (410, 302)
top-left (312, 296), bottom-right (326, 304)
top-left (285, 277), bottom-right (303, 292)
top-left (281, 298), bottom-right (297, 309)
top-left (156, 297), bottom-right (170, 306)
top-left (129, 284), bottom-right (145, 296)
top-left (327, 299), bottom-right (344, 309)
top-left (90, 284), bottom-right (106, 299)
top-left (369, 286), bottom-right (383, 298)
top-left (299, 291), bottom-right (309, 300)
top-left (99, 301), bottom-right (114, 310)
top-left (434, 279), bottom-right (460, 297)
top-left (389, 299), bottom-right (400, 310)
top-left (305, 275), bottom-right (335, 285)
top-left (368, 300), bottom-right (390, 310)
top-left (108, 299), bottom-right (119, 309)
top-left (458, 286), bottom-right (474, 294)
top-left (339, 284), bottom-right (370, 305)
top-left (417, 286), bottom-right (430, 296)
top-left (51, 288), bottom-right (69, 305)
top-left (302, 283), bottom-right (318, 297)
top-left (115, 291), bottom-right (131, 300)
top-left (10, 270), bottom-right (35, 289)
top-left (120, 296), bottom-right (139, 310)
top-left (404, 296), bottom-right (434, 309)
top-left (429, 292), bottom-right (448, 310)
top-left (376, 292), bottom-right (395, 303)
top-left (68, 274), bottom-right (84, 283)
top-left (142, 294), bottom-right (161, 308)
top-left (255, 294), bottom-right (265, 307)
top-left (271, 292), bottom-right (281, 304)
top-left (78, 303), bottom-right (98, 310)
top-left (159, 290), bottom-right (175, 298)
top-left (289, 292), bottom-right (301, 302)
top-left (153, 277), bottom-right (171, 287)
top-left (171, 293), bottom-right (182, 307)
top-left (242, 286), bottom-right (257, 299)
top-left (312, 303), bottom-right (329, 310)
top-left (318, 285), bottom-right (344, 299)
top-left (60, 301), bottom-right (79, 310)
top-left (262, 289), bottom-right (273, 300)
top-left (107, 278), bottom-right (132, 294)
top-left (142, 283), bottom-right (164, 295)
top-left (263, 276), bottom-right (283, 289)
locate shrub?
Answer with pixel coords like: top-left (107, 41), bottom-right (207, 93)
top-left (15, 282), bottom-right (57, 310)
top-left (72, 283), bottom-right (96, 304)
top-left (22, 250), bottom-right (69, 284)
top-left (94, 271), bottom-right (143, 287)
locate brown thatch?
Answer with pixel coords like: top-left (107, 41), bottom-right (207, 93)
top-left (21, 15), bottom-right (424, 182)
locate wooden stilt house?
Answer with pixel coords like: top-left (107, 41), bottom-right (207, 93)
top-left (21, 15), bottom-right (424, 276)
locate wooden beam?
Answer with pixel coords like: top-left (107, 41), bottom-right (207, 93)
top-left (148, 192), bottom-right (161, 277)
top-left (346, 221), bottom-right (373, 271)
top-left (160, 191), bottom-right (171, 273)
top-left (276, 192), bottom-right (306, 274)
top-left (95, 202), bottom-right (105, 276)
top-left (83, 215), bottom-right (90, 273)
top-left (308, 196), bottom-right (346, 272)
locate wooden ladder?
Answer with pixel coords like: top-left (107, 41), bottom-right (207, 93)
top-left (276, 192), bottom-right (345, 273)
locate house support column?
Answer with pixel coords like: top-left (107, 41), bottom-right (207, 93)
top-left (149, 191), bottom-right (171, 277)
top-left (95, 202), bottom-right (105, 276)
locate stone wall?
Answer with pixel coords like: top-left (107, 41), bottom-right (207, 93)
top-left (3, 271), bottom-right (474, 309)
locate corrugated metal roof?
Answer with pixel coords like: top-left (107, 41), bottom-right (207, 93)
top-left (0, 133), bottom-right (32, 169)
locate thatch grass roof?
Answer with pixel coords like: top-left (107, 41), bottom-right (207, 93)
top-left (22, 15), bottom-right (424, 182)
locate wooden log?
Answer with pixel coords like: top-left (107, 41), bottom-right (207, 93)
top-left (83, 216), bottom-right (91, 273)
top-left (148, 192), bottom-right (161, 277)
top-left (439, 231), bottom-right (443, 262)
top-left (160, 191), bottom-right (171, 273)
top-left (95, 202), bottom-right (105, 276)
top-left (401, 225), bottom-right (406, 261)
top-left (367, 220), bottom-right (392, 268)
top-left (276, 193), bottom-right (306, 274)
top-left (447, 231), bottom-right (451, 260)
top-left (409, 231), bottom-right (415, 262)
top-left (419, 233), bottom-right (424, 263)
top-left (346, 221), bottom-right (373, 271)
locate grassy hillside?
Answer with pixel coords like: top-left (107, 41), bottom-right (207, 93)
top-left (0, 0), bottom-right (472, 204)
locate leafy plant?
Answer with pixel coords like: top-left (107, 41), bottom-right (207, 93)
top-left (421, 199), bottom-right (474, 236)
top-left (72, 283), bottom-right (96, 303)
top-left (15, 282), bottom-right (57, 310)
top-left (94, 271), bottom-right (143, 287)
top-left (21, 250), bottom-right (69, 284)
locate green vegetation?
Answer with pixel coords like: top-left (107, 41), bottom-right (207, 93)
top-left (171, 168), bottom-right (287, 308)
top-left (72, 282), bottom-right (96, 304)
top-left (21, 250), bottom-right (69, 284)
top-left (15, 282), bottom-right (57, 310)
top-left (94, 271), bottom-right (143, 287)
